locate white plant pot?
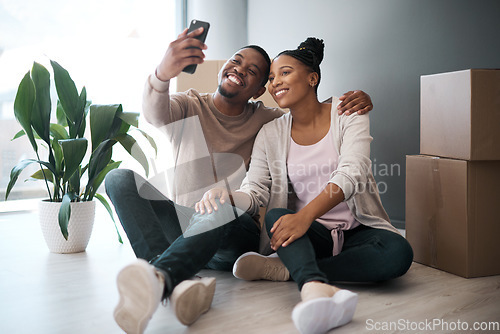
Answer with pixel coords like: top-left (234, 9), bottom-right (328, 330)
top-left (39, 200), bottom-right (96, 253)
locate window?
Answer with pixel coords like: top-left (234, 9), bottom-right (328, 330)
top-left (0, 0), bottom-right (179, 207)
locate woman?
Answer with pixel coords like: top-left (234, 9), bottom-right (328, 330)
top-left (195, 37), bottom-right (413, 334)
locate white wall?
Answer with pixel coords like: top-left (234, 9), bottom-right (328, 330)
top-left (248, 0), bottom-right (500, 225)
top-left (187, 0), bottom-right (248, 60)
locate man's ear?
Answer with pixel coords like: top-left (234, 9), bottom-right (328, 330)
top-left (252, 86), bottom-right (266, 99)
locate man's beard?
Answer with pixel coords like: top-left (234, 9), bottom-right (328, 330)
top-left (217, 84), bottom-right (238, 98)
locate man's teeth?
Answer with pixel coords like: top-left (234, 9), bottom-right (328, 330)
top-left (275, 89), bottom-right (287, 96)
top-left (228, 75), bottom-right (242, 85)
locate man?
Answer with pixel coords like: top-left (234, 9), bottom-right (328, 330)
top-left (105, 27), bottom-right (373, 334)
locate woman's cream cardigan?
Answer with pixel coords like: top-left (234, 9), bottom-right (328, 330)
top-left (235, 97), bottom-right (400, 254)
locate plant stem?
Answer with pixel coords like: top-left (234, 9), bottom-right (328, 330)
top-left (35, 151), bottom-right (52, 201)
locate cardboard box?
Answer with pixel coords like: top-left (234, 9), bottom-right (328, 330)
top-left (406, 155), bottom-right (500, 278)
top-left (176, 60), bottom-right (226, 95)
top-left (420, 69), bottom-right (500, 160)
top-left (176, 60), bottom-right (279, 108)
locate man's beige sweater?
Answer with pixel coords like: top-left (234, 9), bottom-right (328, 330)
top-left (142, 73), bottom-right (283, 208)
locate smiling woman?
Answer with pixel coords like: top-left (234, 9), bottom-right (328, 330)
top-left (0, 0), bottom-right (178, 207)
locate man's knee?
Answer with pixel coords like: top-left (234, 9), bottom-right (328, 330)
top-left (105, 169), bottom-right (136, 198)
top-left (184, 203), bottom-right (235, 238)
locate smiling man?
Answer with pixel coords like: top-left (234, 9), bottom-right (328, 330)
top-left (105, 27), bottom-right (373, 333)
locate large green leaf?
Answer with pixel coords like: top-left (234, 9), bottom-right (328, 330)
top-left (51, 60), bottom-right (79, 123)
top-left (56, 101), bottom-right (68, 126)
top-left (29, 168), bottom-right (54, 183)
top-left (94, 193), bottom-right (123, 244)
top-left (11, 130), bottom-right (26, 140)
top-left (13, 72), bottom-right (37, 152)
top-left (59, 138), bottom-right (88, 183)
top-left (88, 140), bottom-right (114, 180)
top-left (136, 128), bottom-right (158, 156)
top-left (116, 118), bottom-right (131, 136)
top-left (5, 159), bottom-right (56, 200)
top-left (35, 160), bottom-right (58, 179)
top-left (118, 112), bottom-right (140, 128)
top-left (5, 159), bottom-right (38, 200)
top-left (58, 193), bottom-right (72, 240)
top-left (78, 100), bottom-right (91, 139)
top-left (51, 139), bottom-right (63, 177)
top-left (106, 105), bottom-right (126, 140)
top-left (76, 87), bottom-right (87, 138)
top-left (115, 133), bottom-right (149, 177)
top-left (86, 139), bottom-right (115, 199)
top-left (87, 160), bottom-right (121, 200)
top-left (50, 123), bottom-right (69, 141)
top-left (31, 62), bottom-right (51, 144)
top-left (90, 104), bottom-right (120, 152)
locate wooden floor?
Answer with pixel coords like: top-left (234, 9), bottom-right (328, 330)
top-left (1, 205), bottom-right (499, 334)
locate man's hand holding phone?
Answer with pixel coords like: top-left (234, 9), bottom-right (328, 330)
top-left (156, 21), bottom-right (210, 81)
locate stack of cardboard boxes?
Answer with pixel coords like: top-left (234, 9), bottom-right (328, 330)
top-left (406, 69), bottom-right (500, 278)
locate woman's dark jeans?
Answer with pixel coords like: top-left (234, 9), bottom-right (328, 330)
top-left (105, 169), bottom-right (260, 292)
top-left (265, 208), bottom-right (413, 290)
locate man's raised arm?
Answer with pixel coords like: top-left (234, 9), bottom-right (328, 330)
top-left (142, 27), bottom-right (208, 127)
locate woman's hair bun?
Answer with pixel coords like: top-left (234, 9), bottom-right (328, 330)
top-left (275, 36), bottom-right (325, 92)
top-left (298, 37), bottom-right (325, 64)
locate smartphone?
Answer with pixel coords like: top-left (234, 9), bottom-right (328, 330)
top-left (182, 19), bottom-right (210, 74)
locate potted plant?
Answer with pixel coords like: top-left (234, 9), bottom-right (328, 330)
top-left (5, 60), bottom-right (156, 253)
